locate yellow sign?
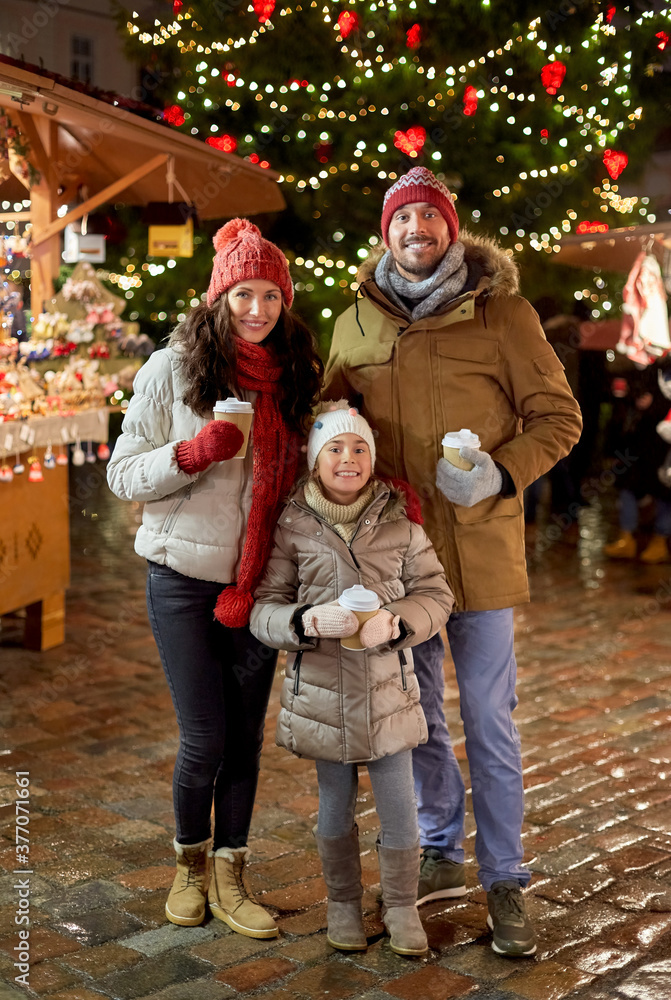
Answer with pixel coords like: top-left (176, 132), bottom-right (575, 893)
top-left (148, 217), bottom-right (193, 258)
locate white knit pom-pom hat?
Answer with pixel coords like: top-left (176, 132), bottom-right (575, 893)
top-left (307, 402), bottom-right (376, 471)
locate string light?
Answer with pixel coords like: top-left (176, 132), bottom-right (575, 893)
top-left (124, 1), bottom-right (667, 296)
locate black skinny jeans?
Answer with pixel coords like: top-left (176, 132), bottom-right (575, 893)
top-left (146, 561), bottom-right (277, 849)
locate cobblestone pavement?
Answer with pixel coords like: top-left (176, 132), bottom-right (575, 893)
top-left (1, 466), bottom-right (671, 1000)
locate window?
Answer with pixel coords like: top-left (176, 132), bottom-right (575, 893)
top-left (71, 36), bottom-right (93, 85)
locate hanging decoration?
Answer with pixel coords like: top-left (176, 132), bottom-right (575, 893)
top-left (0, 114), bottom-right (40, 186)
top-left (314, 140), bottom-right (333, 163)
top-left (253, 0), bottom-right (275, 23)
top-left (603, 148), bottom-right (628, 179)
top-left (463, 85), bottom-right (478, 116)
top-left (606, 5), bottom-right (616, 23)
top-left (393, 126), bottom-right (426, 157)
top-left (172, 1), bottom-right (183, 14)
top-left (337, 10), bottom-right (360, 39)
top-left (406, 24), bottom-right (421, 49)
top-left (656, 31), bottom-right (669, 51)
top-left (541, 61), bottom-right (566, 95)
top-left (163, 105), bottom-right (185, 127)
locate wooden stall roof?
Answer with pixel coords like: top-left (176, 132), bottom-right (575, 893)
top-left (0, 61), bottom-right (285, 220)
top-left (551, 221), bottom-right (671, 273)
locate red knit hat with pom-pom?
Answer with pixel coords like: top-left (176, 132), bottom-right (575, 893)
top-left (207, 217), bottom-right (294, 308)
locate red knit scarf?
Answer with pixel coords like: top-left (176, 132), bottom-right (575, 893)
top-left (214, 338), bottom-right (300, 628)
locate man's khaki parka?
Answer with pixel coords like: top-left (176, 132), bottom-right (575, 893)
top-left (250, 482), bottom-right (454, 765)
top-left (324, 233), bottom-right (583, 612)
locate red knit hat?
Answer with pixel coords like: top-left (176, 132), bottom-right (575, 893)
top-left (207, 217), bottom-right (294, 308)
top-left (381, 167), bottom-right (459, 246)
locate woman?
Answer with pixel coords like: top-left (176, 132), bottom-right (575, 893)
top-left (107, 218), bottom-right (323, 937)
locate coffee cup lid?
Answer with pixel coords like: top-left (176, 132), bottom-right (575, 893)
top-left (338, 585), bottom-right (381, 612)
top-left (442, 428), bottom-right (480, 449)
top-left (214, 397), bottom-right (253, 412)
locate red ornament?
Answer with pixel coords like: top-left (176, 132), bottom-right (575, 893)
top-left (541, 61), bottom-right (566, 95)
top-left (224, 72), bottom-right (237, 87)
top-left (540, 128), bottom-right (549, 138)
top-left (393, 126), bottom-right (426, 157)
top-left (207, 134), bottom-right (238, 153)
top-left (338, 10), bottom-right (360, 39)
top-left (314, 141), bottom-right (333, 163)
top-left (656, 31), bottom-right (669, 51)
top-left (606, 4), bottom-right (616, 23)
top-left (253, 0), bottom-right (275, 23)
top-left (406, 24), bottom-right (421, 49)
top-left (463, 85), bottom-right (478, 116)
top-left (163, 104), bottom-right (185, 127)
top-left (603, 148), bottom-right (628, 179)
top-left (173, 0), bottom-right (183, 14)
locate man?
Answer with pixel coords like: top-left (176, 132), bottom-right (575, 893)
top-left (324, 166), bottom-right (582, 957)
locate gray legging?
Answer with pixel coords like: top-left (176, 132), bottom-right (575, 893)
top-left (316, 749), bottom-right (418, 848)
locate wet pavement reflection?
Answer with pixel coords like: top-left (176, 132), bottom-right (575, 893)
top-left (1, 469), bottom-right (670, 999)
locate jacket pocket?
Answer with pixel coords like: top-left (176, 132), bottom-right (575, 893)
top-left (436, 337), bottom-right (498, 365)
top-left (452, 493), bottom-right (522, 525)
top-left (163, 483), bottom-right (194, 535)
top-left (292, 650), bottom-right (303, 695)
top-left (398, 649), bottom-right (408, 691)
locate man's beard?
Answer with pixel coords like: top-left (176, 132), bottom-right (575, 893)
top-left (395, 243), bottom-right (444, 279)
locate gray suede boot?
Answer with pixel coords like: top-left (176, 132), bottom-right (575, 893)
top-left (377, 841), bottom-right (428, 955)
top-left (314, 826), bottom-right (367, 951)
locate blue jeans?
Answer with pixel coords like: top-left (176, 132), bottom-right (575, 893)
top-left (146, 562), bottom-right (277, 849)
top-left (411, 610), bottom-right (529, 890)
top-left (619, 488), bottom-right (671, 536)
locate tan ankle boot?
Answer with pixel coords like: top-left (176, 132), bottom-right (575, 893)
top-left (208, 846), bottom-right (278, 938)
top-left (640, 534), bottom-right (669, 563)
top-left (165, 838), bottom-right (209, 926)
top-left (314, 826), bottom-right (367, 951)
top-left (604, 531), bottom-right (636, 559)
top-left (377, 841), bottom-right (428, 956)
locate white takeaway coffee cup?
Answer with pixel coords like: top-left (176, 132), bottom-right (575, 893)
top-left (441, 428), bottom-right (481, 471)
top-left (338, 584), bottom-right (381, 651)
top-left (213, 398), bottom-right (254, 459)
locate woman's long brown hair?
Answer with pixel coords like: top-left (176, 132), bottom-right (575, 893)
top-left (169, 296), bottom-right (323, 434)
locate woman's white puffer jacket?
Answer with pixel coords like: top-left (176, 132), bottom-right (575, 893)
top-left (107, 347), bottom-right (254, 583)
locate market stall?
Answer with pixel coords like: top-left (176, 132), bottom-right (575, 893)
top-left (0, 58), bottom-right (285, 649)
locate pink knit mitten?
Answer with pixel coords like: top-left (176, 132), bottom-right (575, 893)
top-left (302, 603), bottom-right (359, 638)
top-left (175, 421), bottom-right (244, 474)
top-left (359, 610), bottom-right (401, 648)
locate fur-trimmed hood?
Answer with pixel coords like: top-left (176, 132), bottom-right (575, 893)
top-left (357, 228), bottom-right (519, 301)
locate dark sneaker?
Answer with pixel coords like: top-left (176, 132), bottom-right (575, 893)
top-left (416, 848), bottom-right (467, 905)
top-left (486, 880), bottom-right (537, 956)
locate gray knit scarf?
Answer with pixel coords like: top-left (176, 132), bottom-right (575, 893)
top-left (374, 241), bottom-right (468, 321)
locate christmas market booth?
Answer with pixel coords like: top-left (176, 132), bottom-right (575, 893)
top-left (0, 58), bottom-right (285, 649)
top-left (552, 221), bottom-right (671, 352)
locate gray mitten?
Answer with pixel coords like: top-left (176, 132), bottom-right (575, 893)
top-left (436, 449), bottom-right (503, 507)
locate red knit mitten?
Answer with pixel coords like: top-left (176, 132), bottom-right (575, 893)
top-left (175, 421), bottom-right (244, 474)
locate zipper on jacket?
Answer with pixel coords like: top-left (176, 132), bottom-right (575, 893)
top-left (398, 649), bottom-right (407, 691)
top-left (289, 498), bottom-right (375, 572)
top-left (293, 650), bottom-right (303, 695)
top-left (163, 482), bottom-right (194, 534)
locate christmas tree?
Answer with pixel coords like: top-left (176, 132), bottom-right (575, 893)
top-left (117, 0), bottom-right (671, 347)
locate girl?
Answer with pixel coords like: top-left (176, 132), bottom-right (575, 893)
top-left (107, 219), bottom-right (322, 936)
top-left (250, 405), bottom-right (454, 955)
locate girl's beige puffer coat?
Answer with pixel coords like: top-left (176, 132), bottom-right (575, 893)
top-left (250, 481), bottom-right (454, 765)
